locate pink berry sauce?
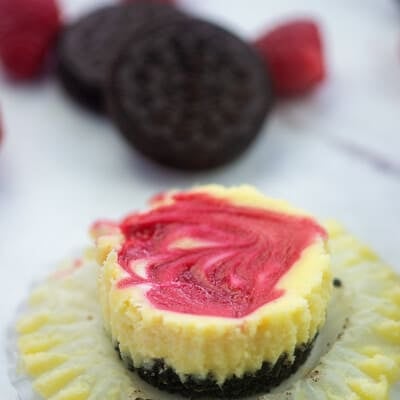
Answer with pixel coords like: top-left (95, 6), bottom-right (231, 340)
top-left (114, 193), bottom-right (326, 318)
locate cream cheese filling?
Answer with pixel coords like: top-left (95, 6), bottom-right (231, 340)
top-left (96, 186), bottom-right (332, 382)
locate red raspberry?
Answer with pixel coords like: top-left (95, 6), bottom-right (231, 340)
top-left (0, 0), bottom-right (61, 80)
top-left (254, 19), bottom-right (325, 97)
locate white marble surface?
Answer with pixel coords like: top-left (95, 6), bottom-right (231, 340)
top-left (1, 0), bottom-right (400, 397)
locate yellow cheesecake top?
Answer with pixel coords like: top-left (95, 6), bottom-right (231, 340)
top-left (94, 185), bottom-right (332, 382)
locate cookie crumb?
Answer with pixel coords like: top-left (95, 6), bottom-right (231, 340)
top-left (333, 278), bottom-right (342, 288)
top-left (308, 369), bottom-right (320, 383)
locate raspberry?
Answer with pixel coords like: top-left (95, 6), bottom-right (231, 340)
top-left (254, 19), bottom-right (325, 96)
top-left (0, 0), bottom-right (61, 80)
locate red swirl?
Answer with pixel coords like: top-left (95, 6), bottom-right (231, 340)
top-left (116, 193), bottom-right (326, 318)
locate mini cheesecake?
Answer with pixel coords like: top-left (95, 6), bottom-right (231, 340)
top-left (92, 185), bottom-right (332, 398)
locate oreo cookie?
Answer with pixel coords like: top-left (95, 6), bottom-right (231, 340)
top-left (57, 2), bottom-right (184, 112)
top-left (106, 19), bottom-right (274, 170)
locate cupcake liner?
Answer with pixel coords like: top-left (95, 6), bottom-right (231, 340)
top-left (6, 278), bottom-right (352, 400)
top-left (7, 223), bottom-right (400, 400)
top-left (7, 294), bottom-right (45, 400)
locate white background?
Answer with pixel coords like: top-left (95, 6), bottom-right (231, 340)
top-left (1, 0), bottom-right (400, 397)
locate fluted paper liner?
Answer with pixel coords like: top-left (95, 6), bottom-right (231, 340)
top-left (7, 222), bottom-right (400, 400)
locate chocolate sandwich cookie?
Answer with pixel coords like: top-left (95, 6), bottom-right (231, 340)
top-left (57, 2), bottom-right (184, 112)
top-left (106, 19), bottom-right (274, 170)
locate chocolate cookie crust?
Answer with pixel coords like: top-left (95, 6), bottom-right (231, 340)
top-left (117, 335), bottom-right (317, 398)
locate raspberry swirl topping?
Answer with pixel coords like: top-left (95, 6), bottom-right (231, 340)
top-left (116, 192), bottom-right (326, 318)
